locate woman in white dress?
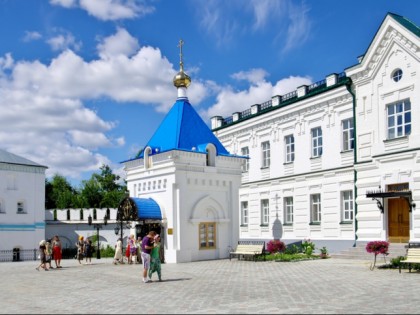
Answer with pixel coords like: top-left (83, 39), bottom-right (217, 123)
top-left (113, 238), bottom-right (123, 265)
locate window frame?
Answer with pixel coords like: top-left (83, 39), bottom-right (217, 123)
top-left (241, 201), bottom-right (249, 226)
top-left (241, 147), bottom-right (249, 172)
top-left (387, 99), bottom-right (411, 140)
top-left (261, 199), bottom-right (269, 226)
top-left (392, 69), bottom-right (403, 82)
top-left (284, 197), bottom-right (294, 224)
top-left (342, 118), bottom-right (354, 151)
top-left (17, 201), bottom-right (25, 214)
top-left (199, 222), bottom-right (216, 250)
top-left (341, 190), bottom-right (354, 222)
top-left (261, 141), bottom-right (270, 168)
top-left (310, 194), bottom-right (321, 223)
top-left (311, 127), bottom-right (323, 158)
top-left (285, 135), bottom-right (295, 163)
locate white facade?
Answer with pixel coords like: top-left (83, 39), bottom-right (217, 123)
top-left (211, 13), bottom-right (419, 252)
top-left (124, 149), bottom-right (242, 263)
top-left (347, 14), bottom-right (420, 244)
top-left (0, 149), bottom-right (47, 251)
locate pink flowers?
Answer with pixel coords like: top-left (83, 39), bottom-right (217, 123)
top-left (366, 241), bottom-right (389, 255)
top-left (267, 239), bottom-right (286, 254)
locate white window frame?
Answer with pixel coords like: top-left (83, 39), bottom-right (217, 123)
top-left (17, 201), bottom-right (25, 214)
top-left (341, 191), bottom-right (354, 221)
top-left (342, 119), bottom-right (354, 151)
top-left (261, 141), bottom-right (270, 168)
top-left (241, 147), bottom-right (249, 172)
top-left (387, 99), bottom-right (411, 139)
top-left (284, 197), bottom-right (294, 224)
top-left (311, 127), bottom-right (323, 158)
top-left (241, 201), bottom-right (248, 226)
top-left (261, 199), bottom-right (269, 225)
top-left (310, 194), bottom-right (321, 223)
top-left (285, 135), bottom-right (295, 163)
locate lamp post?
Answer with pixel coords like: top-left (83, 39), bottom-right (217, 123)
top-left (88, 213), bottom-right (108, 259)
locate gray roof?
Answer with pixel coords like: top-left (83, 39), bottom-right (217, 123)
top-left (0, 148), bottom-right (47, 168)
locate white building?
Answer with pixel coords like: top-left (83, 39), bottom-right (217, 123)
top-left (0, 149), bottom-right (47, 256)
top-left (211, 13), bottom-right (419, 253)
top-left (122, 44), bottom-right (243, 263)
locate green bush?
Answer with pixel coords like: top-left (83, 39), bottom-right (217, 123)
top-left (100, 245), bottom-right (115, 258)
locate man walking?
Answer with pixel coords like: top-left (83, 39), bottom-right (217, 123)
top-left (141, 230), bottom-right (156, 283)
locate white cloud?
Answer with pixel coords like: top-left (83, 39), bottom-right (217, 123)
top-left (50, 0), bottom-right (76, 8)
top-left (231, 68), bottom-right (269, 83)
top-left (51, 0), bottom-right (155, 21)
top-left (97, 27), bottom-right (140, 59)
top-left (0, 27), bottom-right (210, 181)
top-left (192, 0), bottom-right (311, 51)
top-left (202, 72), bottom-right (312, 120)
top-left (46, 32), bottom-right (82, 52)
top-left (23, 31), bottom-right (42, 42)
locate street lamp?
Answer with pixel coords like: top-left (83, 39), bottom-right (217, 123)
top-left (88, 213), bottom-right (108, 259)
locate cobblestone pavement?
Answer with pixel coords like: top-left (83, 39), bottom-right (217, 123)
top-left (1, 257), bottom-right (420, 314)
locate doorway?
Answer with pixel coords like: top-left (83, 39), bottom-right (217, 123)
top-left (388, 198), bottom-right (410, 243)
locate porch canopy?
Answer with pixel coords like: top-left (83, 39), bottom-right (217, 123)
top-left (366, 189), bottom-right (414, 213)
top-left (117, 196), bottom-right (162, 221)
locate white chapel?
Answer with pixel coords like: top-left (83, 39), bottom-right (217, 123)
top-left (122, 41), bottom-right (243, 263)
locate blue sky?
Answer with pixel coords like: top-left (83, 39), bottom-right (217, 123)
top-left (0, 0), bottom-right (419, 187)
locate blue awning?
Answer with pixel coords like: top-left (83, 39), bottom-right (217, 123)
top-left (131, 197), bottom-right (162, 220)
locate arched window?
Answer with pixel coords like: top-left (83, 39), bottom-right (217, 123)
top-left (206, 144), bottom-right (217, 167)
top-left (144, 147), bottom-right (152, 169)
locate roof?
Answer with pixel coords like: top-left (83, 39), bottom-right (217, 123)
top-left (127, 98), bottom-right (231, 160)
top-left (0, 148), bottom-right (47, 168)
top-left (389, 12), bottom-right (420, 37)
top-left (132, 197), bottom-right (162, 220)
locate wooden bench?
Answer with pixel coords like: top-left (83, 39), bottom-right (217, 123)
top-left (229, 241), bottom-right (265, 262)
top-left (399, 247), bottom-right (420, 273)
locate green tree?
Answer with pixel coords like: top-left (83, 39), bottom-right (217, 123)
top-left (46, 174), bottom-right (77, 209)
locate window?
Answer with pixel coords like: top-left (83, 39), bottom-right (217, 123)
top-left (241, 201), bottom-right (248, 226)
top-left (285, 135), bottom-right (295, 163)
top-left (199, 222), bottom-right (216, 249)
top-left (341, 191), bottom-right (354, 221)
top-left (387, 100), bottom-right (411, 139)
top-left (241, 147), bottom-right (249, 172)
top-left (392, 69), bottom-right (403, 82)
top-left (342, 119), bottom-right (354, 151)
top-left (261, 141), bottom-right (270, 168)
top-left (0, 200), bottom-right (4, 213)
top-left (284, 197), bottom-right (294, 224)
top-left (311, 127), bottom-right (323, 157)
top-left (310, 194), bottom-right (321, 223)
top-left (261, 199), bottom-right (269, 225)
top-left (17, 201), bottom-right (25, 214)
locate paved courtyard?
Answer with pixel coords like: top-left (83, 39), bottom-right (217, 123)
top-left (0, 257), bottom-right (419, 314)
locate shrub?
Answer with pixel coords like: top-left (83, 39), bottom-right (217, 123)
top-left (301, 239), bottom-right (315, 255)
top-left (266, 239), bottom-right (286, 254)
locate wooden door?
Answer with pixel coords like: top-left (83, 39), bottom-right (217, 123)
top-left (388, 198), bottom-right (410, 243)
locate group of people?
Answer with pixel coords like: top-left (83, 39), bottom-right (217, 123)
top-left (36, 235), bottom-right (62, 271)
top-left (112, 230), bottom-right (162, 283)
top-left (76, 236), bottom-right (94, 265)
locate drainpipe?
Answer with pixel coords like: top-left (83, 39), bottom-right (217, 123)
top-left (346, 80), bottom-right (358, 247)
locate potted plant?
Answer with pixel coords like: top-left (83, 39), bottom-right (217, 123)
top-left (366, 240), bottom-right (389, 270)
top-left (319, 246), bottom-right (328, 259)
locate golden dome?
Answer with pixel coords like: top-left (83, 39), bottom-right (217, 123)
top-left (173, 65), bottom-right (191, 88)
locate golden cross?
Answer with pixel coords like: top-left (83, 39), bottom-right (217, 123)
top-left (177, 39), bottom-right (184, 67)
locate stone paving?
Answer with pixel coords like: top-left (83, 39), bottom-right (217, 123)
top-left (0, 257), bottom-right (420, 314)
